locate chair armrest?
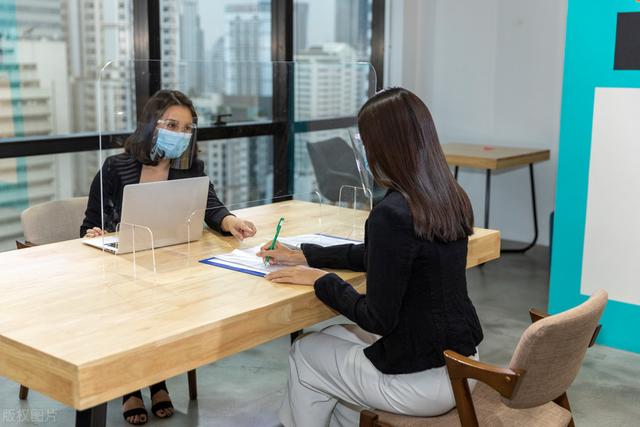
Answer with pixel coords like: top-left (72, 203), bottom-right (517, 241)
top-left (444, 350), bottom-right (524, 399)
top-left (529, 308), bottom-right (602, 347)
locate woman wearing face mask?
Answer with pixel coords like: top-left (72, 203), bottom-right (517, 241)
top-left (80, 90), bottom-right (257, 425)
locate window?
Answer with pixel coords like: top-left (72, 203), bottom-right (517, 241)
top-left (0, 0), bottom-right (135, 138)
top-left (294, 0), bottom-right (372, 61)
top-left (200, 136), bottom-right (274, 206)
top-left (161, 0), bottom-right (272, 124)
top-left (0, 0), bottom-right (385, 253)
top-left (293, 1), bottom-right (375, 121)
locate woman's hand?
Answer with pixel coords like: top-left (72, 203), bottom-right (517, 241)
top-left (257, 241), bottom-right (307, 265)
top-left (265, 265), bottom-right (329, 285)
top-left (222, 216), bottom-right (257, 240)
top-left (84, 227), bottom-right (104, 238)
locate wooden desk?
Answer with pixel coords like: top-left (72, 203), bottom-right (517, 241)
top-left (0, 201), bottom-right (500, 426)
top-left (442, 143), bottom-right (550, 253)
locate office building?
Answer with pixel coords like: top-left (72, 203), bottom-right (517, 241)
top-left (335, 0), bottom-right (371, 60)
top-left (294, 2), bottom-right (309, 53)
top-left (179, 0), bottom-right (205, 95)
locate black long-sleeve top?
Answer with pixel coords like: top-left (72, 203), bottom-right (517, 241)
top-left (302, 190), bottom-right (483, 375)
top-left (80, 153), bottom-right (231, 237)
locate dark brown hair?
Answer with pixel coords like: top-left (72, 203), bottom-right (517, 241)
top-left (357, 87), bottom-right (474, 242)
top-left (124, 90), bottom-right (198, 165)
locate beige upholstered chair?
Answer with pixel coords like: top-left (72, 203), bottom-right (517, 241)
top-left (360, 289), bottom-right (608, 427)
top-left (19, 197), bottom-right (88, 245)
top-left (16, 197), bottom-right (199, 402)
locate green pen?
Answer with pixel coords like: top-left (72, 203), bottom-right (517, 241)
top-left (265, 217), bottom-right (285, 266)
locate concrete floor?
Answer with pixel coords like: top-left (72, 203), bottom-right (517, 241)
top-left (1, 245), bottom-right (639, 426)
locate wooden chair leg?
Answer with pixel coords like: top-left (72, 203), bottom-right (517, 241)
top-left (553, 392), bottom-right (575, 427)
top-left (187, 370), bottom-right (197, 401)
top-left (19, 385), bottom-right (29, 400)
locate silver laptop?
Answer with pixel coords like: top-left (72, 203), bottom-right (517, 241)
top-left (84, 176), bottom-right (210, 254)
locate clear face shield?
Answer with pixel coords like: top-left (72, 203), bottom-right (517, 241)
top-left (348, 128), bottom-right (374, 195)
top-left (150, 119), bottom-right (198, 170)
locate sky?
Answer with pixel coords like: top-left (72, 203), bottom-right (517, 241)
top-left (196, 0), bottom-right (335, 51)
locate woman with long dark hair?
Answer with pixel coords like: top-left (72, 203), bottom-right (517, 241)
top-left (81, 90), bottom-right (257, 425)
top-left (258, 88), bottom-right (483, 426)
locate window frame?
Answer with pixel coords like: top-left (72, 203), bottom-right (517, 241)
top-left (0, 0), bottom-right (386, 198)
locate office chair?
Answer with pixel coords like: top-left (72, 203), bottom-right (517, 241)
top-left (360, 290), bottom-right (607, 427)
top-left (306, 137), bottom-right (385, 205)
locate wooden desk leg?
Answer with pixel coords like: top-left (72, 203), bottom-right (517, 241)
top-left (503, 163), bottom-right (539, 253)
top-left (75, 403), bottom-right (107, 427)
top-left (188, 369), bottom-right (198, 401)
top-left (484, 169), bottom-right (491, 229)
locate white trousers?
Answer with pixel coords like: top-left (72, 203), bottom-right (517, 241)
top-left (279, 324), bottom-right (478, 427)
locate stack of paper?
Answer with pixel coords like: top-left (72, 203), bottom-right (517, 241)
top-left (200, 234), bottom-right (362, 277)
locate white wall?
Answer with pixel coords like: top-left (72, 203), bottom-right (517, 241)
top-left (581, 88), bottom-right (640, 305)
top-left (385, 0), bottom-right (567, 245)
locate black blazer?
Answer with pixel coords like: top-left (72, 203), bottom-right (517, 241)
top-left (302, 190), bottom-right (483, 375)
top-left (80, 153), bottom-right (231, 237)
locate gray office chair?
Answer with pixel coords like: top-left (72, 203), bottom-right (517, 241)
top-left (306, 137), bottom-right (385, 204)
top-left (16, 197), bottom-right (199, 402)
top-left (19, 197), bottom-right (89, 245)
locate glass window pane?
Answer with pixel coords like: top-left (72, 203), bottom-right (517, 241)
top-left (0, 0), bottom-right (135, 139)
top-left (0, 135), bottom-right (272, 252)
top-left (294, 0), bottom-right (372, 61)
top-left (293, 1), bottom-right (375, 121)
top-left (294, 128), bottom-right (355, 196)
top-left (200, 136), bottom-right (273, 206)
top-left (161, 0), bottom-right (273, 125)
top-left (0, 149), bottom-right (123, 252)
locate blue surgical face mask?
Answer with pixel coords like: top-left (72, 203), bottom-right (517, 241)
top-left (151, 128), bottom-right (192, 160)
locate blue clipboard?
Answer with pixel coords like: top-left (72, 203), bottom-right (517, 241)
top-left (199, 233), bottom-right (363, 277)
top-left (199, 258), bottom-right (267, 277)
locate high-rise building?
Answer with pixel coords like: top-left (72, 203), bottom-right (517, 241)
top-left (161, 0), bottom-right (181, 90)
top-left (207, 36), bottom-right (226, 95)
top-left (5, 0), bottom-right (64, 41)
top-left (294, 2), bottom-right (309, 53)
top-left (335, 0), bottom-right (371, 60)
top-left (0, 2), bottom-right (72, 251)
top-left (0, 61), bottom-right (57, 251)
top-left (224, 1), bottom-right (271, 97)
top-left (179, 0), bottom-right (205, 95)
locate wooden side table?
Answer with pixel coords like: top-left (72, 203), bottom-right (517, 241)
top-left (442, 143), bottom-right (550, 253)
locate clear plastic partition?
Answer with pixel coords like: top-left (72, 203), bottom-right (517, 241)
top-left (94, 194), bottom-right (368, 281)
top-left (93, 59), bottom-right (375, 277)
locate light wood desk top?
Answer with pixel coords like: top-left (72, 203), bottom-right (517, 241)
top-left (0, 201), bottom-right (500, 410)
top-left (442, 143), bottom-right (550, 170)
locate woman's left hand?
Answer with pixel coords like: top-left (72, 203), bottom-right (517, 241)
top-left (222, 216), bottom-right (257, 240)
top-left (265, 266), bottom-right (329, 286)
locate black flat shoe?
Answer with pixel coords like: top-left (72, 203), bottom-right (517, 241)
top-left (122, 391), bottom-right (148, 425)
top-left (150, 381), bottom-right (174, 419)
